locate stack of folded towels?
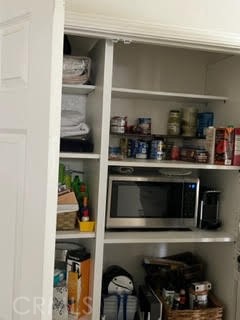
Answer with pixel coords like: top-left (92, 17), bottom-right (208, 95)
top-left (61, 109), bottom-right (90, 138)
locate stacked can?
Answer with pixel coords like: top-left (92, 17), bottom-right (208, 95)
top-left (110, 116), bottom-right (127, 134)
top-left (150, 140), bottom-right (165, 160)
top-left (137, 118), bottom-right (151, 135)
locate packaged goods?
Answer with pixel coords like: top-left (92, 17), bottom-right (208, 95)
top-left (197, 112), bottom-right (214, 137)
top-left (137, 117), bottom-right (151, 135)
top-left (233, 128), bottom-right (240, 166)
top-left (204, 127), bottom-right (216, 164)
top-left (214, 127), bottom-right (234, 165)
top-left (167, 110), bottom-right (181, 136)
top-left (67, 250), bottom-right (91, 317)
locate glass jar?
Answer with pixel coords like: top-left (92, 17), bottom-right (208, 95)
top-left (167, 110), bottom-right (181, 136)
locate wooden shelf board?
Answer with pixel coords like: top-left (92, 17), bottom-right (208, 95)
top-left (104, 230), bottom-right (234, 244)
top-left (108, 159), bottom-right (240, 170)
top-left (59, 152), bottom-right (100, 159)
top-left (112, 87), bottom-right (228, 103)
top-left (56, 229), bottom-right (95, 239)
top-left (62, 84), bottom-right (96, 95)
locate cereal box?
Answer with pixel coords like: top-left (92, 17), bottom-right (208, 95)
top-left (214, 127), bottom-right (234, 165)
top-left (233, 128), bottom-right (240, 166)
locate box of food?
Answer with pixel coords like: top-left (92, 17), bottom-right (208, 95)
top-left (214, 127), bottom-right (234, 165)
top-left (67, 250), bottom-right (91, 317)
top-left (233, 128), bottom-right (240, 166)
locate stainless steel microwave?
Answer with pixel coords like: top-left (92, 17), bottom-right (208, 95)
top-left (106, 174), bottom-right (200, 229)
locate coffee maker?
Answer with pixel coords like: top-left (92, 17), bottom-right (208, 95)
top-left (198, 189), bottom-right (221, 229)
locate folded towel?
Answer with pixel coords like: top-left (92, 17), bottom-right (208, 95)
top-left (61, 110), bottom-right (85, 127)
top-left (60, 122), bottom-right (90, 138)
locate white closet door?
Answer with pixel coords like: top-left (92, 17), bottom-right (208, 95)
top-left (0, 1), bottom-right (64, 319)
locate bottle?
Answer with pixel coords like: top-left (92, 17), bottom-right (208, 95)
top-left (179, 289), bottom-right (187, 309)
top-left (79, 182), bottom-right (88, 208)
top-left (58, 163), bottom-right (65, 184)
top-left (64, 167), bottom-right (72, 188)
top-left (72, 175), bottom-right (81, 202)
top-left (81, 196), bottom-right (90, 221)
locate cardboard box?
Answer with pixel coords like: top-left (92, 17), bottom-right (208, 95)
top-left (67, 250), bottom-right (91, 318)
top-left (204, 127), bottom-right (216, 164)
top-left (57, 191), bottom-right (79, 213)
top-left (233, 128), bottom-right (240, 166)
top-left (214, 127), bottom-right (234, 165)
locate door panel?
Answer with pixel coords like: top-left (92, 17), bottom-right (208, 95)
top-left (0, 1), bottom-right (64, 319)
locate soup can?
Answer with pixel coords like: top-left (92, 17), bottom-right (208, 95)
top-left (138, 118), bottom-right (151, 135)
top-left (136, 140), bottom-right (148, 159)
top-left (110, 116), bottom-right (127, 134)
top-left (150, 140), bottom-right (165, 160)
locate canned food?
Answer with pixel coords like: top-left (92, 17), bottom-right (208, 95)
top-left (120, 138), bottom-right (128, 158)
top-left (110, 116), bottom-right (127, 134)
top-left (136, 141), bottom-right (148, 159)
top-left (171, 145), bottom-right (180, 160)
top-left (110, 125), bottom-right (125, 134)
top-left (137, 118), bottom-right (151, 135)
top-left (150, 140), bottom-right (165, 160)
top-left (110, 116), bottom-right (127, 127)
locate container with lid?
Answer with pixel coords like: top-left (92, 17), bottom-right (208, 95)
top-left (181, 107), bottom-right (198, 137)
top-left (167, 110), bottom-right (181, 136)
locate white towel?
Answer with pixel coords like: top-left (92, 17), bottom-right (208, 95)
top-left (61, 110), bottom-right (85, 127)
top-left (61, 122), bottom-right (90, 138)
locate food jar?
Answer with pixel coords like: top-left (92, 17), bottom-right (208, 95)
top-left (167, 110), bottom-right (181, 136)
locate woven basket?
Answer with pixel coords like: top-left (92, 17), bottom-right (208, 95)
top-left (56, 211), bottom-right (77, 230)
top-left (158, 292), bottom-right (223, 320)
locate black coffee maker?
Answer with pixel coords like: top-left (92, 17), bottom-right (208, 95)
top-left (198, 189), bottom-right (221, 229)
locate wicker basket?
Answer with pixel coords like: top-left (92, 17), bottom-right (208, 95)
top-left (158, 291), bottom-right (223, 320)
top-left (56, 211), bottom-right (77, 230)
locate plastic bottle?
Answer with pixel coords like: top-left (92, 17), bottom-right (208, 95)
top-left (81, 196), bottom-right (90, 221)
top-left (58, 163), bottom-right (65, 184)
top-left (179, 289), bottom-right (187, 309)
top-left (72, 175), bottom-right (81, 202)
top-left (79, 182), bottom-right (88, 208)
top-left (64, 167), bottom-right (72, 188)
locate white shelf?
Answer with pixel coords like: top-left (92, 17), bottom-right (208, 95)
top-left (108, 159), bottom-right (240, 170)
top-left (62, 84), bottom-right (96, 95)
top-left (56, 229), bottom-right (96, 240)
top-left (112, 87), bottom-right (228, 103)
top-left (104, 230), bottom-right (234, 244)
top-left (60, 152), bottom-right (100, 159)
